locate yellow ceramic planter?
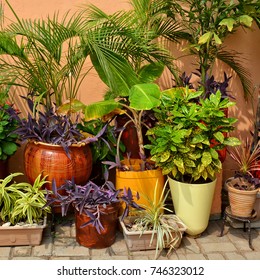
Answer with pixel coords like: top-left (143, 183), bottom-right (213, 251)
top-left (168, 177), bottom-right (217, 236)
top-left (116, 159), bottom-right (165, 209)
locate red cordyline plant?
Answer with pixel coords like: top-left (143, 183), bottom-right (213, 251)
top-left (228, 138), bottom-right (260, 177)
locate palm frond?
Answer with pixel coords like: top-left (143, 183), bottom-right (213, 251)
top-left (217, 49), bottom-right (253, 99)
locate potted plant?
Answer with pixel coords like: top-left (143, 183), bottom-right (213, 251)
top-left (80, 62), bottom-right (166, 209)
top-left (226, 139), bottom-right (260, 217)
top-left (169, 0), bottom-right (259, 98)
top-left (120, 179), bottom-right (187, 259)
top-left (0, 1), bottom-right (175, 194)
top-left (0, 84), bottom-right (20, 179)
top-left (0, 103), bottom-right (19, 178)
top-left (44, 170), bottom-right (142, 249)
top-left (0, 172), bottom-right (51, 246)
top-left (145, 87), bottom-right (241, 236)
top-left (9, 98), bottom-right (95, 198)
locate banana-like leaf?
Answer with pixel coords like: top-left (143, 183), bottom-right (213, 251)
top-left (57, 99), bottom-right (86, 115)
top-left (138, 62), bottom-right (165, 83)
top-left (129, 83), bottom-right (161, 110)
top-left (84, 100), bottom-right (121, 121)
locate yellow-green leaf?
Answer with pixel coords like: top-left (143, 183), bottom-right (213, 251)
top-left (213, 33), bottom-right (222, 45)
top-left (219, 18), bottom-right (235, 32)
top-left (160, 151), bottom-right (170, 162)
top-left (239, 15), bottom-right (253, 27)
top-left (202, 151), bottom-right (212, 167)
top-left (198, 32), bottom-right (212, 45)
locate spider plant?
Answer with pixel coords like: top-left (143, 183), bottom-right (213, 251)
top-left (124, 179), bottom-right (186, 258)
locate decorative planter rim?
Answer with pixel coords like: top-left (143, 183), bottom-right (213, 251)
top-left (227, 185), bottom-right (259, 195)
top-left (225, 176), bottom-right (259, 194)
top-left (27, 139), bottom-right (89, 148)
top-left (168, 176), bottom-right (217, 186)
top-left (120, 214), bottom-right (187, 236)
top-left (0, 216), bottom-right (47, 231)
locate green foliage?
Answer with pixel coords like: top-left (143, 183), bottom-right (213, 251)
top-left (170, 0), bottom-right (259, 98)
top-left (0, 173), bottom-right (51, 225)
top-left (0, 104), bottom-right (19, 160)
top-left (83, 62), bottom-right (164, 159)
top-left (145, 87), bottom-right (241, 183)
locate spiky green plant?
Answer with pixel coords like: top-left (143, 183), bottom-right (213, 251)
top-left (129, 179), bottom-right (186, 258)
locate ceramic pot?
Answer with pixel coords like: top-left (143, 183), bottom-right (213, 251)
top-left (168, 177), bottom-right (217, 236)
top-left (0, 159), bottom-right (9, 179)
top-left (75, 203), bottom-right (119, 248)
top-left (24, 141), bottom-right (92, 190)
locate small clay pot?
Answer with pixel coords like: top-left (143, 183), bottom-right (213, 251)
top-left (75, 203), bottom-right (119, 249)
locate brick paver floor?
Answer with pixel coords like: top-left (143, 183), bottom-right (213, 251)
top-left (1, 215), bottom-right (259, 260)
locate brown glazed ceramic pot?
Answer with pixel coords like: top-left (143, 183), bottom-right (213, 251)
top-left (24, 141), bottom-right (92, 191)
top-left (75, 204), bottom-right (119, 248)
top-left (0, 159), bottom-right (9, 179)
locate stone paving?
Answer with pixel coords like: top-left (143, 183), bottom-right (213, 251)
top-left (0, 215), bottom-right (259, 260)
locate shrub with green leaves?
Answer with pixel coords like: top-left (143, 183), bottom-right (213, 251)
top-left (0, 104), bottom-right (19, 161)
top-left (145, 87), bottom-right (241, 183)
top-left (0, 173), bottom-right (51, 225)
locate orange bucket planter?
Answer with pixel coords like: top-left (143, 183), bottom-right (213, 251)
top-left (116, 159), bottom-right (165, 209)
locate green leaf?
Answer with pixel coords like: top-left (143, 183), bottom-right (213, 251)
top-left (129, 83), bottom-right (161, 110)
top-left (201, 151), bottom-right (212, 167)
top-left (213, 33), bottom-right (222, 45)
top-left (2, 142), bottom-right (17, 156)
top-left (171, 166), bottom-right (178, 178)
top-left (223, 137), bottom-right (241, 147)
top-left (198, 32), bottom-right (212, 45)
top-left (160, 151), bottom-right (170, 162)
top-left (191, 134), bottom-right (206, 144)
top-left (239, 15), bottom-right (253, 27)
top-left (84, 100), bottom-right (120, 121)
top-left (219, 18), bottom-right (236, 32)
top-left (138, 62), bottom-right (164, 83)
top-left (57, 99), bottom-right (85, 115)
top-left (214, 132), bottom-right (225, 144)
top-left (210, 148), bottom-right (219, 160)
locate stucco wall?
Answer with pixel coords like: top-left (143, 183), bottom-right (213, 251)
top-left (3, 0), bottom-right (260, 182)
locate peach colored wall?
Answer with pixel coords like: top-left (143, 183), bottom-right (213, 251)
top-left (4, 0), bottom-right (260, 183)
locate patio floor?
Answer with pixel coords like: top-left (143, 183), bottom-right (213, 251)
top-left (0, 215), bottom-right (259, 260)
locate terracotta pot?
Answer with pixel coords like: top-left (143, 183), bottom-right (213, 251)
top-left (24, 141), bottom-right (92, 190)
top-left (227, 185), bottom-right (258, 217)
top-left (0, 159), bottom-right (9, 179)
top-left (75, 203), bottom-right (119, 248)
top-left (115, 114), bottom-right (153, 159)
